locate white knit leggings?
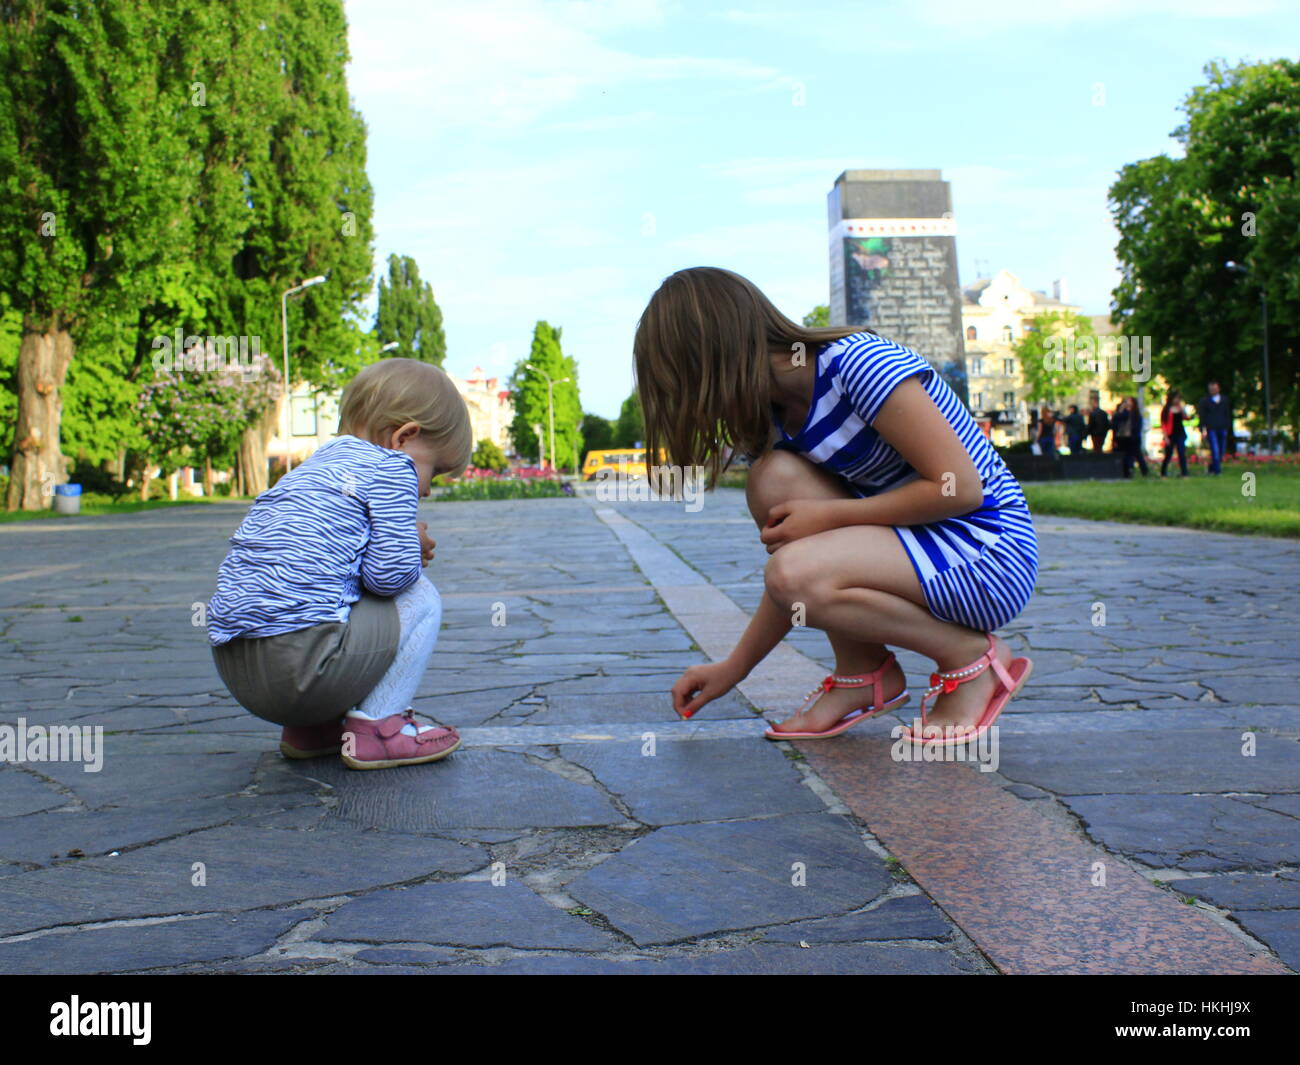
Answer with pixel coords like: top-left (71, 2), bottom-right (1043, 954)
top-left (352, 576), bottom-right (442, 720)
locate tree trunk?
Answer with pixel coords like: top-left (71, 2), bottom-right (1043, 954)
top-left (235, 403), bottom-right (277, 497)
top-left (6, 317), bottom-right (74, 511)
top-left (204, 456), bottom-right (214, 497)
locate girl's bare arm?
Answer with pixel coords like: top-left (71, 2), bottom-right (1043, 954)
top-left (761, 376), bottom-right (985, 548)
top-left (726, 589), bottom-right (793, 676)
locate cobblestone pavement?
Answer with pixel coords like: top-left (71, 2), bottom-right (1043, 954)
top-left (0, 489), bottom-right (1294, 974)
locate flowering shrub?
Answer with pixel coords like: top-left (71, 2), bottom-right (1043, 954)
top-left (136, 345), bottom-right (279, 474)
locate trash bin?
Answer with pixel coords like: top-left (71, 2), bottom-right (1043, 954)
top-left (53, 483), bottom-right (82, 516)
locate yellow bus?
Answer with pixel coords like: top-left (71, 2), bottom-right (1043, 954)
top-left (582, 448), bottom-right (650, 480)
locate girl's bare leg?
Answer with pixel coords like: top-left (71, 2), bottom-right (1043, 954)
top-left (746, 451), bottom-right (1011, 733)
top-left (747, 452), bottom-right (900, 729)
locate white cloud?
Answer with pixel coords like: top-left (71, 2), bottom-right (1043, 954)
top-left (913, 0), bottom-right (1281, 28)
top-left (701, 155), bottom-right (903, 207)
top-left (345, 0), bottom-right (779, 131)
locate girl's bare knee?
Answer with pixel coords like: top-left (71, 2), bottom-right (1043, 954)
top-left (764, 540), bottom-right (821, 609)
top-left (747, 450), bottom-right (816, 524)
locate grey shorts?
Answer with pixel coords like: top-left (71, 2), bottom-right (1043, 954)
top-left (211, 594), bottom-right (400, 728)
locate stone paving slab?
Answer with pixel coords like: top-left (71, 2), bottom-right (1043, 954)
top-left (0, 824), bottom-right (485, 937)
top-left (995, 729), bottom-right (1300, 794)
top-left (303, 749), bottom-right (627, 831)
top-left (0, 794), bottom-right (319, 867)
top-left (558, 738), bottom-right (827, 825)
top-left (318, 880), bottom-right (620, 951)
top-left (566, 813), bottom-right (893, 946)
top-left (756, 892), bottom-right (953, 944)
top-left (1064, 794), bottom-right (1300, 871)
top-left (0, 909), bottom-right (312, 975)
top-left (339, 942), bottom-right (974, 975)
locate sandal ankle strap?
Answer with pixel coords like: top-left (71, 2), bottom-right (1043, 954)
top-left (796, 653), bottom-right (898, 715)
top-left (920, 635), bottom-right (1016, 724)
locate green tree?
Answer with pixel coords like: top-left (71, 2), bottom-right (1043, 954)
top-left (471, 437), bottom-right (507, 472)
top-left (212, 0), bottom-right (376, 494)
top-left (1110, 59), bottom-right (1300, 434)
top-left (613, 392), bottom-right (644, 448)
top-left (803, 305), bottom-right (830, 327)
top-left (580, 412), bottom-right (614, 461)
top-left (1014, 311), bottom-right (1098, 405)
top-left (0, 0), bottom-right (377, 507)
top-left (508, 322), bottom-right (582, 469)
top-left (0, 1), bottom-right (198, 509)
top-left (375, 254), bottom-right (446, 365)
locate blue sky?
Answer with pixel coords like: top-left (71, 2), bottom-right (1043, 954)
top-left (343, 0), bottom-right (1294, 418)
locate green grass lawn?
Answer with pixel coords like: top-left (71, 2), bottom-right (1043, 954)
top-left (0, 494), bottom-right (233, 523)
top-left (1021, 462), bottom-right (1300, 537)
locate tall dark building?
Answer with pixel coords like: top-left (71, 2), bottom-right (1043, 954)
top-left (828, 169), bottom-right (968, 404)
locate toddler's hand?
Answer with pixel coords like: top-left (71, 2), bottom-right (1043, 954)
top-left (417, 520), bottom-right (436, 566)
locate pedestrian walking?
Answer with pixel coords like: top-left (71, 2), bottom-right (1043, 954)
top-left (1160, 389), bottom-right (1189, 477)
top-left (1197, 379), bottom-right (1230, 475)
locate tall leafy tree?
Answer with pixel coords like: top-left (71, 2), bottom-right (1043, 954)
top-left (0, 0), bottom-right (376, 507)
top-left (580, 412), bottom-right (614, 460)
top-left (202, 0), bottom-right (375, 493)
top-left (375, 254), bottom-right (446, 365)
top-left (802, 305), bottom-right (830, 327)
top-left (613, 393), bottom-right (644, 449)
top-left (1110, 59), bottom-right (1299, 435)
top-left (508, 321), bottom-right (581, 469)
top-left (0, 1), bottom-right (198, 509)
top-left (1014, 311), bottom-right (1098, 405)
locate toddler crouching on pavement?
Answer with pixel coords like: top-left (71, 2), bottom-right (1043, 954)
top-left (207, 358), bottom-right (471, 770)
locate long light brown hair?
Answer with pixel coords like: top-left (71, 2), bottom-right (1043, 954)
top-left (633, 267), bottom-right (866, 487)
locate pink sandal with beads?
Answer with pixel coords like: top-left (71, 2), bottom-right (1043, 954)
top-left (764, 652), bottom-right (909, 740)
top-left (902, 634), bottom-right (1033, 746)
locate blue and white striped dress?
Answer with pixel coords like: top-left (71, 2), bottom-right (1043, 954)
top-left (774, 333), bottom-right (1038, 632)
top-left (207, 435), bottom-right (423, 645)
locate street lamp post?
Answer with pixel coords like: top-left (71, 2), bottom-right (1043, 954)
top-left (525, 363), bottom-right (571, 474)
top-left (532, 422), bottom-right (546, 470)
top-left (1224, 261), bottom-right (1273, 453)
top-left (280, 275), bottom-right (328, 472)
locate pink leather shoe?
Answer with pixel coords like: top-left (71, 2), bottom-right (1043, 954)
top-left (341, 710), bottom-right (460, 770)
top-left (764, 652), bottom-right (909, 740)
top-left (280, 718), bottom-right (346, 759)
top-left (902, 634), bottom-right (1033, 746)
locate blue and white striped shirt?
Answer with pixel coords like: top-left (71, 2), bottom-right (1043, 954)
top-left (775, 333), bottom-right (1038, 632)
top-left (207, 435), bottom-right (423, 645)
